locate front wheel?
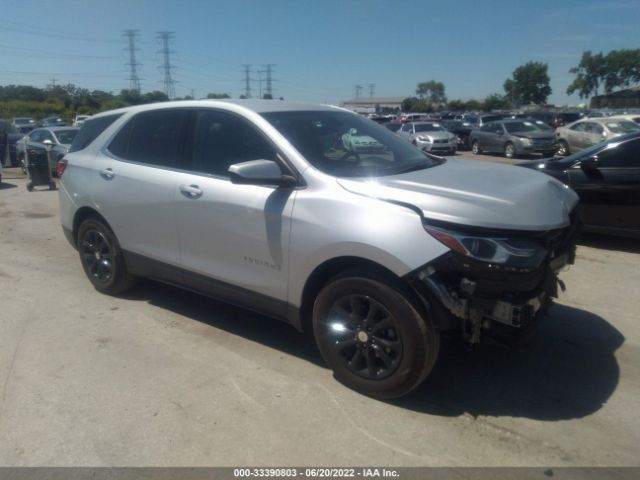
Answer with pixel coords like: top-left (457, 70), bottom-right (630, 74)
top-left (77, 218), bottom-right (137, 295)
top-left (557, 139), bottom-right (570, 156)
top-left (312, 271), bottom-right (439, 399)
top-left (471, 140), bottom-right (481, 154)
top-left (504, 142), bottom-right (516, 158)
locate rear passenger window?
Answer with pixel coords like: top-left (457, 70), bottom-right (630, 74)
top-left (187, 110), bottom-right (277, 177)
top-left (108, 109), bottom-right (188, 168)
top-left (69, 114), bottom-right (122, 153)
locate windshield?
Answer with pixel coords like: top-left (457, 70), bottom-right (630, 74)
top-left (262, 110), bottom-right (442, 177)
top-left (504, 121), bottom-right (540, 133)
top-left (53, 129), bottom-right (79, 144)
top-left (606, 121), bottom-right (640, 134)
top-left (14, 118), bottom-right (32, 124)
top-left (414, 123), bottom-right (444, 132)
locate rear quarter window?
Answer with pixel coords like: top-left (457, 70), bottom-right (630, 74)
top-left (68, 114), bottom-right (123, 153)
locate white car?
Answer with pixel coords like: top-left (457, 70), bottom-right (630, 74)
top-left (73, 115), bottom-right (91, 127)
top-left (341, 128), bottom-right (385, 153)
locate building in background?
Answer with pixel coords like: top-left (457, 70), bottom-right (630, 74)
top-left (591, 87), bottom-right (640, 109)
top-left (341, 97), bottom-right (405, 114)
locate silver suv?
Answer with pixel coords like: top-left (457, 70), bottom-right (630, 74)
top-left (59, 100), bottom-right (580, 398)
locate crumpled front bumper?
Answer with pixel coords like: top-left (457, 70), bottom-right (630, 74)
top-left (406, 215), bottom-right (580, 347)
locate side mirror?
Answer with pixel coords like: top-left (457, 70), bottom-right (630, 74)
top-left (42, 138), bottom-right (54, 151)
top-left (580, 156), bottom-right (599, 171)
top-left (228, 159), bottom-right (297, 188)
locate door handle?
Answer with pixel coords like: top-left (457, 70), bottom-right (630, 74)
top-left (100, 168), bottom-right (115, 179)
top-left (179, 184), bottom-right (203, 198)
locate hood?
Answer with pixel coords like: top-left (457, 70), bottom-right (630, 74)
top-left (511, 130), bottom-right (554, 140)
top-left (414, 131), bottom-right (452, 140)
top-left (337, 158), bottom-right (578, 231)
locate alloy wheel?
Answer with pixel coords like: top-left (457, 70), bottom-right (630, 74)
top-left (80, 229), bottom-right (114, 283)
top-left (323, 294), bottom-right (403, 380)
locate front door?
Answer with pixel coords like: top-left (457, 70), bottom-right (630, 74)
top-left (173, 109), bottom-right (295, 314)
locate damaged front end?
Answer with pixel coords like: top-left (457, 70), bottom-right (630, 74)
top-left (407, 213), bottom-right (580, 348)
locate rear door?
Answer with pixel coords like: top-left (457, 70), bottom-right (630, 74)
top-left (92, 108), bottom-right (189, 273)
top-left (584, 122), bottom-right (604, 148)
top-left (568, 138), bottom-right (640, 231)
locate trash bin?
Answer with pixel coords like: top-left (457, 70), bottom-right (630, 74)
top-left (25, 146), bottom-right (55, 191)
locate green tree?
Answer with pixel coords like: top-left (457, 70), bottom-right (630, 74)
top-left (415, 80), bottom-right (447, 105)
top-left (603, 49), bottom-right (640, 92)
top-left (504, 61), bottom-right (552, 106)
top-left (566, 51), bottom-right (607, 98)
top-left (206, 93), bottom-right (231, 99)
top-left (483, 93), bottom-right (511, 111)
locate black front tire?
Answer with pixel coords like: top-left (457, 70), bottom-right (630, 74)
top-left (312, 270), bottom-right (439, 399)
top-left (77, 218), bottom-right (137, 295)
top-left (471, 140), bottom-right (481, 154)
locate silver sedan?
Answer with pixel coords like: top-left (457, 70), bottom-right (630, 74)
top-left (396, 122), bottom-right (457, 155)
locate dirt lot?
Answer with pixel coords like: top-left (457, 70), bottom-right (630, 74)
top-left (0, 161), bottom-right (639, 467)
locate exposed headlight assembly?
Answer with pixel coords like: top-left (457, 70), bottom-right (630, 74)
top-left (424, 225), bottom-right (548, 268)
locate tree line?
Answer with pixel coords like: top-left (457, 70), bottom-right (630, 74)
top-left (401, 48), bottom-right (640, 113)
top-left (0, 84), bottom-right (233, 121)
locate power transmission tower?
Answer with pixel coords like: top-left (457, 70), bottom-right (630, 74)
top-left (122, 29), bottom-right (142, 93)
top-left (242, 64), bottom-right (253, 98)
top-left (156, 31), bottom-right (176, 99)
top-left (368, 83), bottom-right (376, 98)
top-left (263, 64), bottom-right (275, 98)
top-left (47, 78), bottom-right (58, 89)
top-left (354, 84), bottom-right (363, 98)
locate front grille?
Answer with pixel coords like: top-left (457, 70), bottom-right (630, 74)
top-left (433, 139), bottom-right (448, 144)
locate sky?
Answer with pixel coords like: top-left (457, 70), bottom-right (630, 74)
top-left (0, 0), bottom-right (638, 106)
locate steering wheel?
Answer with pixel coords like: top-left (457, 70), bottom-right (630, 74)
top-left (340, 150), bottom-right (361, 162)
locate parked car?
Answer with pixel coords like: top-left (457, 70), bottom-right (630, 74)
top-left (606, 114), bottom-right (640, 125)
top-left (73, 115), bottom-right (91, 127)
top-left (470, 119), bottom-right (557, 158)
top-left (341, 128), bottom-right (385, 153)
top-left (396, 122), bottom-right (457, 155)
top-left (0, 119), bottom-right (26, 167)
top-left (555, 118), bottom-right (640, 156)
top-left (59, 100), bottom-right (579, 399)
top-left (399, 113), bottom-right (429, 123)
top-left (42, 116), bottom-right (66, 127)
top-left (13, 117), bottom-right (37, 134)
top-left (528, 111), bottom-right (583, 129)
top-left (16, 127), bottom-right (80, 174)
top-left (520, 132), bottom-right (640, 238)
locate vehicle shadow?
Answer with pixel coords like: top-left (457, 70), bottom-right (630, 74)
top-left (120, 281), bottom-right (325, 366)
top-left (0, 182), bottom-right (17, 190)
top-left (579, 232), bottom-right (640, 254)
top-left (392, 303), bottom-right (623, 420)
top-left (122, 283), bottom-right (622, 421)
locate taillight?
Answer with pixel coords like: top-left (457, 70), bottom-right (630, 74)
top-left (57, 159), bottom-right (68, 177)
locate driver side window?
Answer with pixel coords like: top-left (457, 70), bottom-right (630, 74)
top-left (188, 110), bottom-right (278, 177)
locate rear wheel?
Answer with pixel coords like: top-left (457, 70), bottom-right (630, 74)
top-left (77, 218), bottom-right (137, 295)
top-left (312, 271), bottom-right (439, 399)
top-left (471, 140), bottom-right (481, 154)
top-left (557, 139), bottom-right (570, 156)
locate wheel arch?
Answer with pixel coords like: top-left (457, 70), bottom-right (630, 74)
top-left (297, 256), bottom-right (417, 335)
top-left (72, 207), bottom-right (112, 247)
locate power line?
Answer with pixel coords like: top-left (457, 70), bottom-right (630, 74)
top-left (156, 31), bottom-right (176, 99)
top-left (123, 30), bottom-right (142, 93)
top-left (368, 83), bottom-right (376, 98)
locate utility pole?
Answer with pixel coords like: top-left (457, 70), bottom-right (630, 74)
top-left (47, 78), bottom-right (58, 89)
top-left (122, 29), bottom-right (142, 93)
top-left (354, 84), bottom-right (363, 98)
top-left (242, 64), bottom-right (253, 98)
top-left (263, 64), bottom-right (275, 98)
top-left (257, 68), bottom-right (263, 99)
top-left (156, 31), bottom-right (176, 99)
top-left (189, 88), bottom-right (195, 99)
top-left (368, 83), bottom-right (376, 98)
